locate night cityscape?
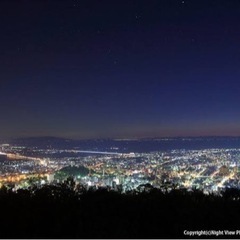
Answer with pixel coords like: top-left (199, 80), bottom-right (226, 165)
top-left (2, 137), bottom-right (240, 194)
top-left (1, 0), bottom-right (240, 238)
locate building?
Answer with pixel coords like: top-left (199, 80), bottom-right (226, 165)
top-left (47, 173), bottom-right (54, 183)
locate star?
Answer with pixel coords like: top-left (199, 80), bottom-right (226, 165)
top-left (135, 14), bottom-right (141, 20)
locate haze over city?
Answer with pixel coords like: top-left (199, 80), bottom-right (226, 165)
top-left (1, 0), bottom-right (240, 139)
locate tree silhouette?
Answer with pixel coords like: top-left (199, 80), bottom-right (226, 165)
top-left (0, 183), bottom-right (239, 238)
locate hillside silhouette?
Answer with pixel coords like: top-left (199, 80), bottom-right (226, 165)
top-left (0, 181), bottom-right (240, 238)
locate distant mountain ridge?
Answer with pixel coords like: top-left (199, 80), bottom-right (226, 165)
top-left (8, 136), bottom-right (240, 152)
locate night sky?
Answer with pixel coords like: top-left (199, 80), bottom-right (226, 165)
top-left (1, 0), bottom-right (240, 139)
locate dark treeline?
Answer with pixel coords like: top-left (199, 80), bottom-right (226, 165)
top-left (1, 181), bottom-right (240, 238)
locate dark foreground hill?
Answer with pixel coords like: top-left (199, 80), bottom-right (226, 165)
top-left (0, 183), bottom-right (240, 238)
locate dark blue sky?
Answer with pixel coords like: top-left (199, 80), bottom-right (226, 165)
top-left (1, 0), bottom-right (240, 139)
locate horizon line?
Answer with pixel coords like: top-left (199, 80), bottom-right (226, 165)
top-left (3, 135), bottom-right (240, 141)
